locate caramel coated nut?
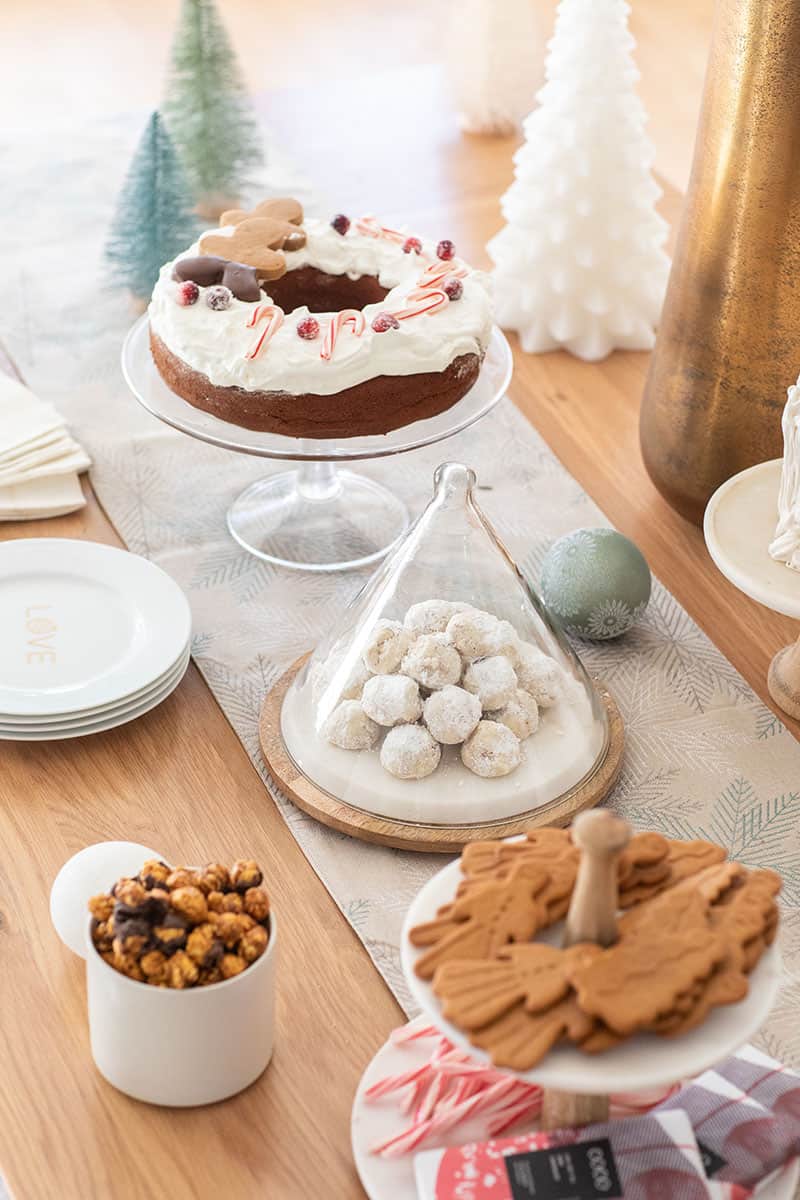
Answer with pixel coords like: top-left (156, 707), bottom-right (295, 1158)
top-left (166, 868), bottom-right (197, 891)
top-left (230, 860), bottom-right (263, 892)
top-left (140, 950), bottom-right (170, 985)
top-left (114, 879), bottom-right (149, 911)
top-left (186, 924), bottom-right (224, 969)
top-left (220, 954), bottom-right (247, 979)
top-left (88, 893), bottom-right (114, 922)
top-left (243, 887), bottom-right (270, 922)
top-left (139, 859), bottom-right (170, 889)
top-left (166, 950), bottom-right (200, 989)
top-left (169, 886), bottom-right (208, 925)
top-left (239, 924), bottom-right (269, 963)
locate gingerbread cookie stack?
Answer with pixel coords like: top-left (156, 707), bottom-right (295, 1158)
top-left (409, 827), bottom-right (781, 1071)
top-left (148, 198), bottom-right (493, 439)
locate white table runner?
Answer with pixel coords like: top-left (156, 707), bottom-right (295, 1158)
top-left (3, 116), bottom-right (798, 1073)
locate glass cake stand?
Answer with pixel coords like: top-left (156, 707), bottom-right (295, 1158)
top-left (121, 316), bottom-right (513, 572)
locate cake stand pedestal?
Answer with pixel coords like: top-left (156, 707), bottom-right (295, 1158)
top-left (704, 459), bottom-right (800, 719)
top-left (121, 317), bottom-right (513, 573)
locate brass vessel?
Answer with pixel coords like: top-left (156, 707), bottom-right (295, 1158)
top-left (640, 0), bottom-right (800, 525)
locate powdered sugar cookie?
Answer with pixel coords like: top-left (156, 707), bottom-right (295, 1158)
top-left (362, 674), bottom-right (422, 726)
top-left (361, 619), bottom-right (412, 674)
top-left (423, 685), bottom-right (482, 744)
top-left (461, 720), bottom-right (521, 777)
top-left (515, 642), bottom-right (561, 707)
top-left (380, 724), bottom-right (441, 779)
top-left (404, 599), bottom-right (473, 637)
top-left (493, 688), bottom-right (539, 739)
top-left (463, 655), bottom-right (517, 710)
top-left (401, 633), bottom-right (462, 690)
top-left (321, 700), bottom-right (380, 750)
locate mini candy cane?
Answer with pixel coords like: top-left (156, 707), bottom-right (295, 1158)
top-left (245, 304), bottom-right (285, 360)
top-left (392, 289), bottom-right (449, 321)
top-left (320, 308), bottom-right (366, 360)
top-left (410, 262), bottom-right (472, 302)
top-left (355, 215), bottom-right (407, 244)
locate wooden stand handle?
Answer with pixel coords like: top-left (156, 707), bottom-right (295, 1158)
top-left (541, 811), bottom-right (632, 1130)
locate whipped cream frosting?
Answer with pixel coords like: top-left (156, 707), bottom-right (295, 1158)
top-left (770, 377), bottom-right (800, 570)
top-left (148, 217), bottom-right (493, 396)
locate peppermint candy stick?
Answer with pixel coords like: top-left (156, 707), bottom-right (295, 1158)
top-left (392, 289), bottom-right (449, 320)
top-left (245, 304), bottom-right (285, 359)
top-left (356, 215), bottom-right (406, 243)
top-left (320, 308), bottom-right (366, 360)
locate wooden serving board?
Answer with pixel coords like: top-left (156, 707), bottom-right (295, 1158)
top-left (259, 654), bottom-right (625, 853)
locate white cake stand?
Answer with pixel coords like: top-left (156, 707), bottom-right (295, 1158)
top-left (121, 316), bottom-right (513, 573)
top-left (704, 459), bottom-right (800, 718)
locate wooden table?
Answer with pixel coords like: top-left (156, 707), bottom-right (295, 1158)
top-left (1, 19), bottom-right (798, 1200)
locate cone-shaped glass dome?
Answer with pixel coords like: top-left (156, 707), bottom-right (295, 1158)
top-left (281, 463), bottom-right (609, 825)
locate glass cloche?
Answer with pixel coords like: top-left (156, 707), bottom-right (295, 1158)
top-left (280, 463), bottom-right (613, 826)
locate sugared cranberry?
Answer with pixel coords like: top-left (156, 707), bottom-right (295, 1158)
top-left (331, 213), bottom-right (351, 236)
top-left (436, 239), bottom-right (456, 261)
top-left (297, 316), bottom-right (320, 340)
top-left (371, 312), bottom-right (400, 333)
top-left (443, 277), bottom-right (463, 301)
top-left (176, 280), bottom-right (199, 306)
top-left (403, 236), bottom-right (422, 255)
top-left (205, 284), bottom-right (233, 311)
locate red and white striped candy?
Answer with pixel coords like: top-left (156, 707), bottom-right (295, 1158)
top-left (355, 215), bottom-right (407, 244)
top-left (320, 308), bottom-right (366, 360)
top-left (245, 304), bottom-right (285, 360)
top-left (392, 289), bottom-right (449, 320)
top-left (409, 261), bottom-right (469, 298)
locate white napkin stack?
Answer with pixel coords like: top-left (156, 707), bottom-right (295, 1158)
top-left (0, 375), bottom-right (90, 519)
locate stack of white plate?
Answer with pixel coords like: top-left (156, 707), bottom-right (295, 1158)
top-left (0, 538), bottom-right (192, 740)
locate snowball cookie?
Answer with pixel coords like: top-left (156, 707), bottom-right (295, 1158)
top-left (340, 658), bottom-right (372, 700)
top-left (463, 654), bottom-right (518, 711)
top-left (493, 688), bottom-right (539, 740)
top-left (362, 619), bottom-right (412, 675)
top-left (515, 643), bottom-right (561, 707)
top-left (362, 674), bottom-right (423, 727)
top-left (461, 720), bottom-right (521, 778)
top-left (322, 701), bottom-right (380, 751)
top-left (400, 633), bottom-right (462, 690)
top-left (404, 599), bottom-right (473, 637)
top-left (447, 609), bottom-right (518, 662)
top-left (380, 724), bottom-right (441, 780)
top-left (423, 685), bottom-right (482, 745)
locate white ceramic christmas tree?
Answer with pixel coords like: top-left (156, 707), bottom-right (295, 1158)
top-left (488, 0), bottom-right (670, 362)
top-left (445, 0), bottom-right (545, 136)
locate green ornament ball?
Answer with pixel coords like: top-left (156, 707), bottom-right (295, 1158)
top-left (540, 528), bottom-right (651, 640)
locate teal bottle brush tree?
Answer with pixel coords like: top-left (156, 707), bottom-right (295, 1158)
top-left (162, 0), bottom-right (264, 218)
top-left (105, 111), bottom-right (200, 306)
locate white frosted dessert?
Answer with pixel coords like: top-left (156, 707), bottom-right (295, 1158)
top-left (770, 375), bottom-right (800, 571)
top-left (148, 199), bottom-right (493, 440)
top-left (281, 600), bottom-right (607, 824)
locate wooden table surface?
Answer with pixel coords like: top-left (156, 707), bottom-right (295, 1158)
top-left (2, 4), bottom-right (798, 1199)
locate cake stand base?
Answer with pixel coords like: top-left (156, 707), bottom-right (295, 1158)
top-left (227, 463), bottom-right (410, 572)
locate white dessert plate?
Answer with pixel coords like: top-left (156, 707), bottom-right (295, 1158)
top-left (0, 539), bottom-right (192, 716)
top-left (0, 648), bottom-right (189, 740)
top-left (400, 855), bottom-right (783, 1094)
top-left (704, 459), bottom-right (800, 619)
top-left (0, 640), bottom-right (190, 726)
top-left (351, 1018), bottom-right (800, 1200)
top-left (50, 840), bottom-right (164, 958)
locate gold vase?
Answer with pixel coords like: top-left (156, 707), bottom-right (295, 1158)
top-left (640, 0), bottom-right (800, 525)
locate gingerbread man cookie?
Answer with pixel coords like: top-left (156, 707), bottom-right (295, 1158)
top-left (199, 197), bottom-right (306, 281)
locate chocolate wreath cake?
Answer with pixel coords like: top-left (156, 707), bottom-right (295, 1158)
top-left (148, 198), bottom-right (494, 440)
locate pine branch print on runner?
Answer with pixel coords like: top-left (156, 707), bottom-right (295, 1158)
top-left (163, 0), bottom-right (264, 216)
top-left (487, 0), bottom-right (670, 361)
top-left (105, 112), bottom-right (200, 300)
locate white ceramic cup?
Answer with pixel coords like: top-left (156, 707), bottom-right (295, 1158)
top-left (84, 911), bottom-right (277, 1106)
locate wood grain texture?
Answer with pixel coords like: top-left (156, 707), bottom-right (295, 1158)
top-left (259, 656), bottom-right (625, 852)
top-left (1, 3), bottom-right (796, 1198)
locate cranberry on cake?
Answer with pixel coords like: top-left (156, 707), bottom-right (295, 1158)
top-left (148, 197), bottom-right (493, 439)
